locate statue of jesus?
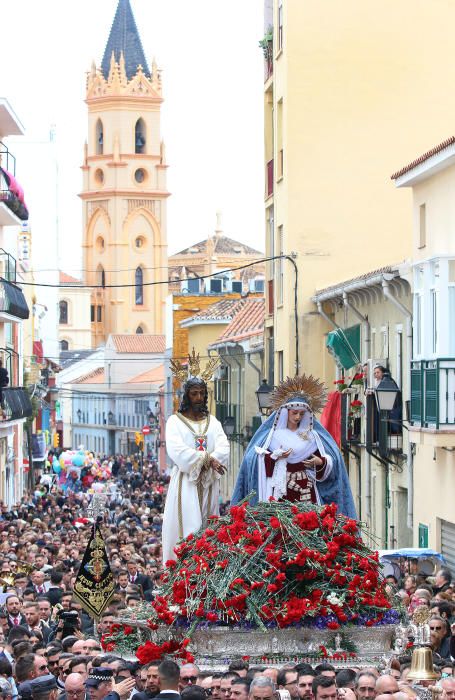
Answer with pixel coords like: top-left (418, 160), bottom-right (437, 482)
top-left (162, 359), bottom-right (230, 564)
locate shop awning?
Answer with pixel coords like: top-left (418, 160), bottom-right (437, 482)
top-left (326, 324), bottom-right (360, 370)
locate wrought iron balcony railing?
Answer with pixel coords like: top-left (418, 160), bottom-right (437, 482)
top-left (411, 358), bottom-right (455, 429)
top-left (1, 387), bottom-right (33, 422)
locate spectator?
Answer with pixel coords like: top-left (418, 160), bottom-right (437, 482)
top-left (312, 677), bottom-right (337, 700)
top-left (231, 680), bottom-right (250, 700)
top-left (249, 678), bottom-right (275, 700)
top-left (156, 659), bottom-right (181, 700)
top-left (434, 569), bottom-right (453, 595)
top-left (277, 670), bottom-right (298, 700)
top-left (354, 672), bottom-right (377, 700)
top-left (297, 670), bottom-right (316, 700)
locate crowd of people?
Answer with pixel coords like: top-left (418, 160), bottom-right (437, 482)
top-left (0, 455), bottom-right (451, 700)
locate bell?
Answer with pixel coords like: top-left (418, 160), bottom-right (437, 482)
top-left (407, 647), bottom-right (439, 682)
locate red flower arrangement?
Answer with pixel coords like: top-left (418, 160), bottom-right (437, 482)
top-left (150, 501), bottom-right (391, 632)
top-left (102, 501), bottom-right (396, 660)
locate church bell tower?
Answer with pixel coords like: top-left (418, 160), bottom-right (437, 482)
top-left (81, 0), bottom-right (169, 346)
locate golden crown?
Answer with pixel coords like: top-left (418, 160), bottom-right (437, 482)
top-left (169, 348), bottom-right (221, 385)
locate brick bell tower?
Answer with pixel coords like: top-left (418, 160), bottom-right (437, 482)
top-left (81, 0), bottom-right (169, 347)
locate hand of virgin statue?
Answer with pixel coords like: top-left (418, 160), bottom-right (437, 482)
top-left (302, 453), bottom-right (323, 468)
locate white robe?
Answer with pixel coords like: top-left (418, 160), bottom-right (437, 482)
top-left (162, 413), bottom-right (230, 563)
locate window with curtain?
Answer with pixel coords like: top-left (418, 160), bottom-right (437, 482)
top-left (135, 267), bottom-right (144, 305)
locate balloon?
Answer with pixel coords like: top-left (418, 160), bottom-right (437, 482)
top-left (72, 455), bottom-right (85, 467)
top-left (53, 464), bottom-right (61, 474)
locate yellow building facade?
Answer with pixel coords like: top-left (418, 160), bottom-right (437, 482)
top-left (393, 137), bottom-right (455, 569)
top-left (81, 0), bottom-right (168, 347)
top-left (264, 0), bottom-right (455, 385)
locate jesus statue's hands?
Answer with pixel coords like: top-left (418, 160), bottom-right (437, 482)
top-left (210, 457), bottom-right (227, 475)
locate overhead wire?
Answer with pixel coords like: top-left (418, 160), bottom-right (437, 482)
top-left (15, 255), bottom-right (284, 288)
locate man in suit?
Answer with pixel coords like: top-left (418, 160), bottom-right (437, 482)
top-left (126, 561), bottom-right (151, 593)
top-left (4, 594), bottom-right (26, 628)
top-left (155, 660), bottom-right (180, 700)
top-left (31, 571), bottom-right (50, 596)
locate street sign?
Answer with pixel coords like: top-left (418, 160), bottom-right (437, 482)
top-left (142, 425), bottom-right (151, 435)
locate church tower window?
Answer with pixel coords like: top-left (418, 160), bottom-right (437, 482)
top-left (96, 119), bottom-right (104, 155)
top-left (97, 265), bottom-right (106, 287)
top-left (135, 267), bottom-right (144, 305)
top-left (135, 118), bottom-right (146, 154)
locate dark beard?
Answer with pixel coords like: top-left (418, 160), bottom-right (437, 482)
top-left (192, 402), bottom-right (204, 413)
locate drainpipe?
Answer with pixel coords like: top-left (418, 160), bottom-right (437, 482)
top-left (342, 291), bottom-right (371, 524)
top-left (382, 277), bottom-right (414, 531)
top-left (316, 301), bottom-right (339, 329)
top-left (246, 351), bottom-right (262, 381)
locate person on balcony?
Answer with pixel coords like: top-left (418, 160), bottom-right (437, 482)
top-left (231, 374), bottom-right (356, 518)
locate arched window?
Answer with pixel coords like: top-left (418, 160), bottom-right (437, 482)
top-left (136, 325), bottom-right (144, 334)
top-left (60, 340), bottom-right (69, 351)
top-left (135, 267), bottom-right (143, 305)
top-left (59, 300), bottom-right (68, 324)
top-left (96, 119), bottom-right (104, 155)
top-left (97, 265), bottom-right (106, 287)
top-left (135, 118), bottom-right (146, 154)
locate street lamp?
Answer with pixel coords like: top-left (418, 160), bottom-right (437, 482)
top-left (107, 410), bottom-right (115, 424)
top-left (222, 416), bottom-right (236, 438)
top-left (76, 409), bottom-right (82, 422)
top-left (375, 375), bottom-right (399, 412)
top-left (256, 379), bottom-right (273, 415)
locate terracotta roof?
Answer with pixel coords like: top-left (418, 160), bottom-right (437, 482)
top-left (314, 266), bottom-right (397, 299)
top-left (171, 234), bottom-right (263, 258)
top-left (128, 364), bottom-right (165, 384)
top-left (391, 136), bottom-right (455, 180)
top-left (60, 271), bottom-right (82, 285)
top-left (212, 298), bottom-right (265, 345)
top-left (181, 299), bottom-right (246, 326)
top-left (110, 334), bottom-right (165, 353)
top-left (73, 367), bottom-right (105, 384)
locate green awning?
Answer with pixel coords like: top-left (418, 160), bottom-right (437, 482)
top-left (326, 324), bottom-right (361, 370)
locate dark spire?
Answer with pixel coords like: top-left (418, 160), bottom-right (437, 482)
top-left (101, 0), bottom-right (150, 80)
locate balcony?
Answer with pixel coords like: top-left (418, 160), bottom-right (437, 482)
top-left (410, 359), bottom-right (455, 445)
top-left (1, 387), bottom-right (33, 424)
top-left (340, 392), bottom-right (403, 464)
top-left (0, 164), bottom-right (29, 225)
top-left (0, 278), bottom-right (29, 321)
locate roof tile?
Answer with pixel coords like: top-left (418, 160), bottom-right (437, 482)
top-left (391, 136), bottom-right (455, 180)
top-left (73, 367), bottom-right (105, 384)
top-left (110, 334), bottom-right (165, 354)
top-left (60, 271), bottom-right (82, 285)
top-left (212, 298), bottom-right (265, 344)
top-left (181, 299), bottom-right (246, 325)
top-left (128, 364), bottom-right (164, 384)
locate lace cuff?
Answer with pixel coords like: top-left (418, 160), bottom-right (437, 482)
top-left (188, 452), bottom-right (211, 483)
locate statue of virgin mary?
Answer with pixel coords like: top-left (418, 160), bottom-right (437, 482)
top-left (231, 375), bottom-right (356, 519)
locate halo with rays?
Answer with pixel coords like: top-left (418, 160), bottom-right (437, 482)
top-left (270, 374), bottom-right (327, 414)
